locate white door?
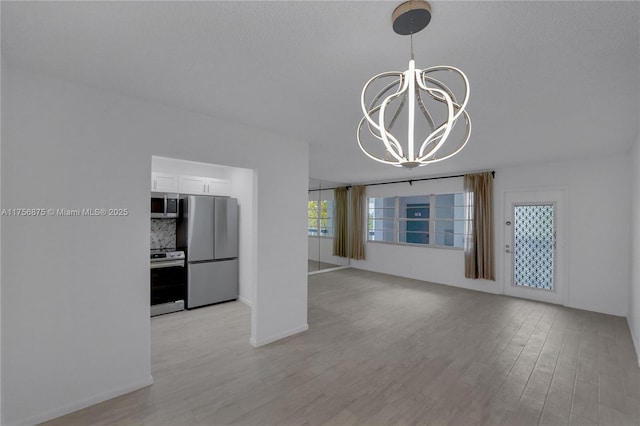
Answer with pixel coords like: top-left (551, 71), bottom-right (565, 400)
top-left (503, 189), bottom-right (566, 305)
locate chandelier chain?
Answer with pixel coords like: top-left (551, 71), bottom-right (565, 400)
top-left (410, 32), bottom-right (414, 60)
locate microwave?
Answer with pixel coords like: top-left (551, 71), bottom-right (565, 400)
top-left (151, 193), bottom-right (179, 218)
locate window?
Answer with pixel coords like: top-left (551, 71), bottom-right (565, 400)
top-left (434, 193), bottom-right (467, 249)
top-left (308, 200), bottom-right (335, 237)
top-left (368, 197), bottom-right (395, 242)
top-left (399, 196), bottom-right (430, 245)
top-left (367, 193), bottom-right (468, 249)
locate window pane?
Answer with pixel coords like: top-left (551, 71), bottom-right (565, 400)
top-left (435, 220), bottom-right (454, 233)
top-left (308, 199), bottom-right (335, 238)
top-left (370, 218), bottom-right (394, 231)
top-left (435, 206), bottom-right (452, 218)
top-left (319, 203), bottom-right (332, 233)
top-left (369, 198), bottom-right (394, 220)
top-left (406, 205), bottom-right (429, 218)
top-left (398, 196), bottom-right (429, 218)
top-left (369, 197), bottom-right (395, 208)
top-left (435, 206), bottom-right (465, 219)
top-left (434, 232), bottom-right (464, 248)
top-left (369, 208), bottom-right (395, 219)
top-left (399, 216), bottom-right (429, 244)
top-left (400, 195), bottom-right (429, 205)
top-left (368, 197), bottom-right (395, 243)
top-left (435, 194), bottom-right (455, 206)
top-left (320, 227), bottom-right (333, 237)
top-left (320, 222), bottom-right (334, 237)
top-left (308, 200), bottom-right (318, 236)
top-left (399, 231), bottom-right (429, 245)
top-left (369, 232), bottom-right (394, 242)
top-left (453, 220), bottom-right (467, 234)
top-left (399, 196), bottom-right (429, 246)
top-left (434, 232), bottom-right (451, 247)
top-left (369, 218), bottom-right (394, 242)
top-left (436, 193), bottom-right (466, 206)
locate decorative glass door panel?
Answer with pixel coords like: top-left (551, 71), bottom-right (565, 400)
top-left (513, 204), bottom-right (555, 291)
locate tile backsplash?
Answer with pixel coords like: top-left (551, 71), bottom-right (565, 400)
top-left (151, 219), bottom-right (176, 250)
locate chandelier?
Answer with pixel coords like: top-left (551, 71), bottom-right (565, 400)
top-left (357, 0), bottom-right (471, 168)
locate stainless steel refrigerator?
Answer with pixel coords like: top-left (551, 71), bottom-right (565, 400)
top-left (177, 196), bottom-right (239, 309)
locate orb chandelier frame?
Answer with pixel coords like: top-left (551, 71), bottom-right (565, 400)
top-left (357, 0), bottom-right (471, 168)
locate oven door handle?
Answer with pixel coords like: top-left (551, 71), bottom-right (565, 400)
top-left (150, 260), bottom-right (185, 269)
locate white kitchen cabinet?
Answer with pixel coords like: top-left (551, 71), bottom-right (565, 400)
top-left (178, 175), bottom-right (208, 195)
top-left (178, 175), bottom-right (231, 196)
top-left (151, 172), bottom-right (178, 193)
top-left (205, 178), bottom-right (231, 196)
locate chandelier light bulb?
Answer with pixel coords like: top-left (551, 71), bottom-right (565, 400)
top-left (357, 0), bottom-right (471, 168)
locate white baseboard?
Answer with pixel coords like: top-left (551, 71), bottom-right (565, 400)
top-left (250, 323), bottom-right (309, 347)
top-left (628, 318), bottom-right (640, 368)
top-left (308, 265), bottom-right (350, 276)
top-left (564, 301), bottom-right (626, 318)
top-left (238, 295), bottom-right (252, 307)
top-left (16, 375), bottom-right (153, 426)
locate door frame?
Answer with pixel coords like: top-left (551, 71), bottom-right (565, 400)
top-left (501, 187), bottom-right (568, 306)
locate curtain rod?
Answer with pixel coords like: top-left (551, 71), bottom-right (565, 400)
top-left (309, 170), bottom-right (495, 192)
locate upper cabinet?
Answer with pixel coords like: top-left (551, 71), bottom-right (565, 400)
top-left (206, 178), bottom-right (231, 197)
top-left (178, 175), bottom-right (207, 195)
top-left (177, 175), bottom-right (231, 197)
top-left (151, 172), bottom-right (178, 193)
top-left (152, 172), bottom-right (231, 196)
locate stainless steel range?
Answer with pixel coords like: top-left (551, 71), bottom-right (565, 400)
top-left (150, 249), bottom-right (186, 317)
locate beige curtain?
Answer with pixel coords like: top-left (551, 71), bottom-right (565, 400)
top-left (464, 172), bottom-right (495, 280)
top-left (333, 187), bottom-right (349, 257)
top-left (348, 185), bottom-right (366, 260)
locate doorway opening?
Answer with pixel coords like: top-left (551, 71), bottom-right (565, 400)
top-left (149, 155), bottom-right (257, 334)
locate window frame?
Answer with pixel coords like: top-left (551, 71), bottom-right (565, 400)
top-left (367, 193), bottom-right (469, 250)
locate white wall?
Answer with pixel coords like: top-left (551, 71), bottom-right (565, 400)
top-left (230, 167), bottom-right (256, 307)
top-left (630, 136), bottom-right (640, 365)
top-left (0, 47), bottom-right (4, 425)
top-left (307, 189), bottom-right (349, 267)
top-left (352, 155), bottom-right (631, 317)
top-left (1, 67), bottom-right (308, 425)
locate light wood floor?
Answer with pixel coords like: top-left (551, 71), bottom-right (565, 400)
top-left (43, 268), bottom-right (640, 425)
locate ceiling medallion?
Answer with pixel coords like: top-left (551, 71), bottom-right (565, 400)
top-left (357, 0), bottom-right (471, 168)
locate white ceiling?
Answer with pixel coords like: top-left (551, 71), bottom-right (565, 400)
top-left (2, 1), bottom-right (639, 185)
